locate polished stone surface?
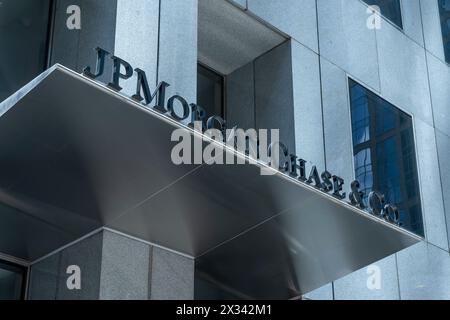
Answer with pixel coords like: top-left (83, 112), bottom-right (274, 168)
top-left (333, 255), bottom-right (400, 300)
top-left (158, 0), bottom-right (198, 104)
top-left (397, 242), bottom-right (450, 300)
top-left (150, 247), bottom-right (195, 300)
top-left (99, 230), bottom-right (151, 300)
top-left (435, 129), bottom-right (450, 248)
top-left (303, 283), bottom-right (333, 300)
top-left (317, 0), bottom-right (380, 91)
top-left (254, 41), bottom-right (296, 153)
top-left (401, 0), bottom-right (424, 46)
top-left (51, 0), bottom-right (117, 85)
top-left (56, 232), bottom-right (103, 300)
top-left (376, 16), bottom-right (433, 127)
top-left (198, 0), bottom-right (286, 75)
top-left (114, 0), bottom-right (160, 94)
top-left (320, 58), bottom-right (355, 184)
top-left (414, 119), bottom-right (449, 250)
top-left (247, 0), bottom-right (318, 53)
top-left (291, 40), bottom-right (324, 168)
top-left (420, 0), bottom-right (446, 63)
top-left (427, 52), bottom-right (450, 137)
top-left (226, 62), bottom-right (255, 130)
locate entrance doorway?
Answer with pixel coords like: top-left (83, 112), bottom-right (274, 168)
top-left (0, 260), bottom-right (26, 300)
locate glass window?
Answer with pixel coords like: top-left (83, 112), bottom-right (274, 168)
top-left (197, 64), bottom-right (225, 120)
top-left (0, 0), bottom-right (52, 102)
top-left (0, 261), bottom-right (26, 300)
top-left (438, 0), bottom-right (450, 63)
top-left (349, 79), bottom-right (424, 236)
top-left (362, 0), bottom-right (403, 29)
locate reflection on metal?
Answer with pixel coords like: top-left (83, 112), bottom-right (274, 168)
top-left (0, 65), bottom-right (421, 297)
top-left (83, 46), bottom-right (402, 228)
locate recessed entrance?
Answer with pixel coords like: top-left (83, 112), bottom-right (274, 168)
top-left (0, 260), bottom-right (26, 300)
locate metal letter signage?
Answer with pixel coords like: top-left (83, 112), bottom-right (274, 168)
top-left (83, 47), bottom-right (402, 227)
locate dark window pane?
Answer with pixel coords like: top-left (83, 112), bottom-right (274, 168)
top-left (349, 80), bottom-right (424, 236)
top-left (197, 64), bottom-right (224, 119)
top-left (375, 101), bottom-right (396, 136)
top-left (0, 0), bottom-right (51, 102)
top-left (0, 261), bottom-right (25, 300)
top-left (362, 0), bottom-right (403, 29)
top-left (351, 84), bottom-right (370, 145)
top-left (354, 148), bottom-right (373, 205)
top-left (376, 137), bottom-right (402, 204)
top-left (438, 0), bottom-right (450, 63)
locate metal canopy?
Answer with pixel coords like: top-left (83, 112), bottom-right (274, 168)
top-left (0, 65), bottom-right (420, 296)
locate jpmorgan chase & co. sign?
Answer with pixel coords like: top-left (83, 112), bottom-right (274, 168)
top-left (82, 47), bottom-right (402, 227)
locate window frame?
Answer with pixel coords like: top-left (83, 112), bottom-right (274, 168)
top-left (45, 0), bottom-right (57, 69)
top-left (360, 0), bottom-right (404, 31)
top-left (437, 0), bottom-right (450, 64)
top-left (197, 62), bottom-right (227, 121)
top-left (346, 76), bottom-right (425, 237)
top-left (0, 258), bottom-right (28, 300)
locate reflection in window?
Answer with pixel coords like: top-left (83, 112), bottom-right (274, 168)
top-left (351, 84), bottom-right (370, 145)
top-left (354, 148), bottom-right (373, 204)
top-left (362, 0), bottom-right (403, 29)
top-left (438, 0), bottom-right (450, 63)
top-left (349, 80), bottom-right (424, 236)
top-left (0, 0), bottom-right (51, 102)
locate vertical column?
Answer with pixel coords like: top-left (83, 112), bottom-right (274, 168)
top-left (51, 0), bottom-right (118, 82)
top-left (28, 230), bottom-right (195, 300)
top-left (149, 247), bottom-right (195, 300)
top-left (226, 39), bottom-right (324, 167)
top-left (226, 62), bottom-right (255, 130)
top-left (52, 0), bottom-right (162, 91)
top-left (247, 0), bottom-right (318, 53)
top-left (320, 58), bottom-right (354, 186)
top-left (28, 232), bottom-right (103, 300)
top-left (113, 0), bottom-right (160, 95)
top-left (99, 231), bottom-right (150, 300)
top-left (158, 0), bottom-right (198, 104)
top-left (254, 41), bottom-right (296, 153)
top-left (53, 0), bottom-right (198, 107)
top-left (436, 127), bottom-right (450, 250)
top-left (420, 0), bottom-right (447, 63)
top-left (291, 41), bottom-right (324, 169)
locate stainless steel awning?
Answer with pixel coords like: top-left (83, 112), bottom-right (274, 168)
top-left (0, 65), bottom-right (420, 297)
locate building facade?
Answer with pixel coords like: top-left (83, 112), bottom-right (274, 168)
top-left (0, 0), bottom-right (449, 300)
